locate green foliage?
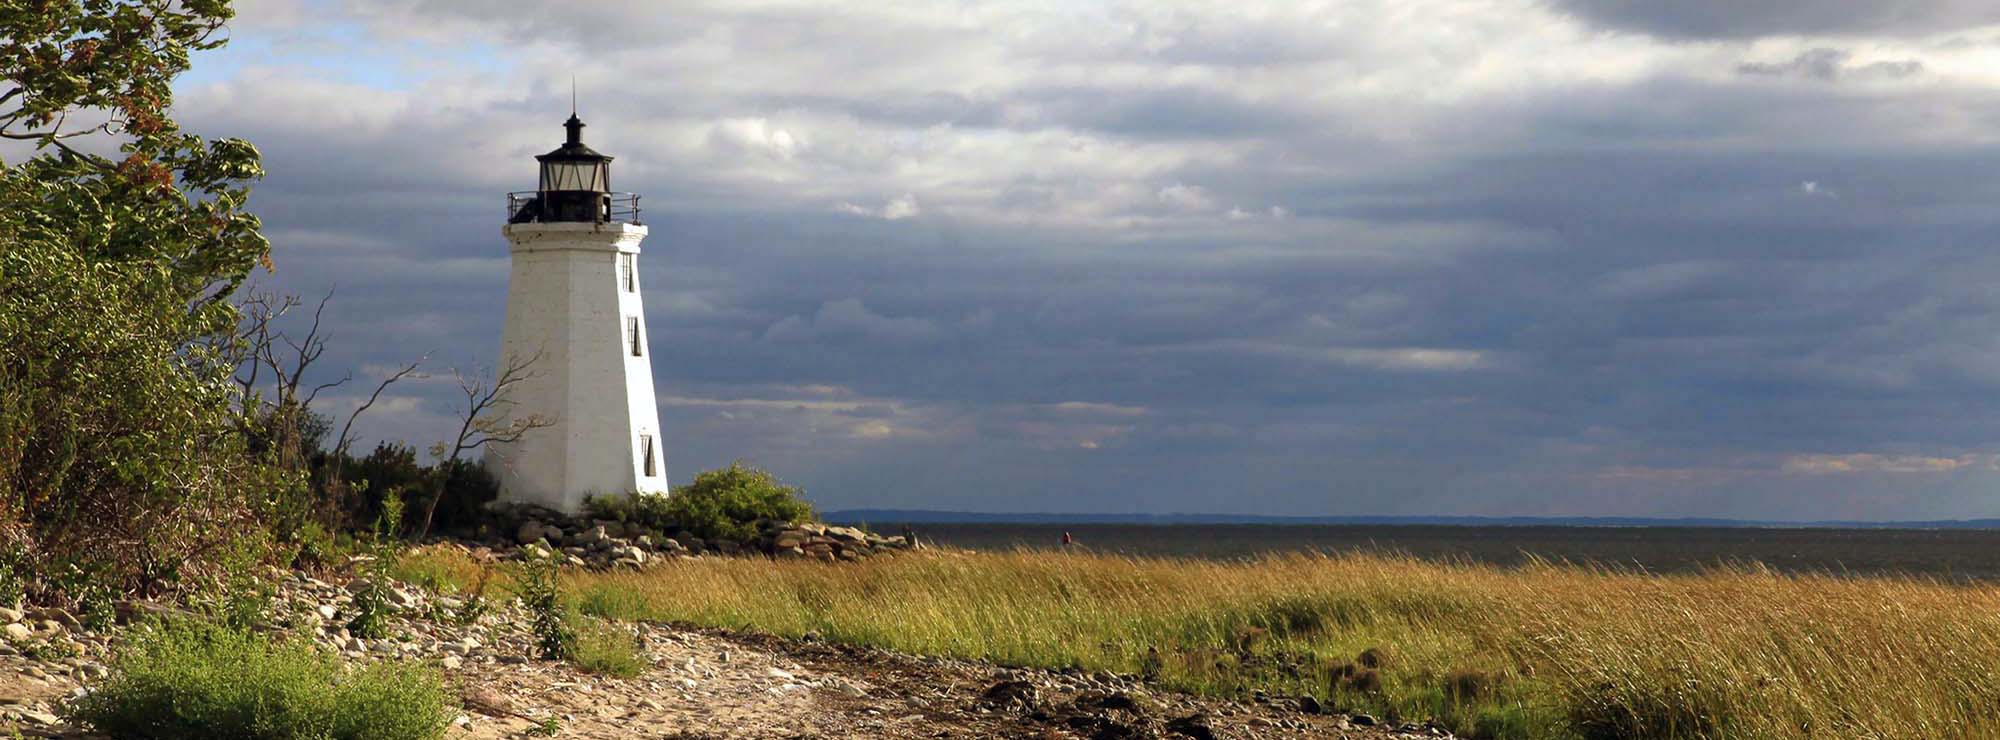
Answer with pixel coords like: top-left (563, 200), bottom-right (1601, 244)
top-left (289, 520), bottom-right (350, 572)
top-left (0, 0), bottom-right (282, 596)
top-left (582, 490), bottom-right (675, 538)
top-left (0, 549), bottom-right (21, 607)
top-left (212, 574), bottom-right (275, 632)
top-left (347, 492), bottom-right (402, 640)
top-left (343, 444), bottom-right (497, 539)
top-left (348, 443), bottom-right (424, 533)
top-left (519, 552), bottom-right (573, 660)
top-left (586, 462), bottom-right (813, 543)
top-left (453, 567), bottom-right (493, 626)
top-left (65, 619), bottom-right (451, 740)
top-left (567, 620), bottom-right (645, 678)
top-left (425, 459), bottom-right (498, 536)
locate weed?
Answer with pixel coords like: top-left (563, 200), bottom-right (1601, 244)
top-left (454, 567), bottom-right (493, 626)
top-left (347, 490), bottom-right (403, 640)
top-left (519, 552), bottom-right (573, 660)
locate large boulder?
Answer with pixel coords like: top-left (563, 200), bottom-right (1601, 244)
top-left (515, 520), bottom-right (546, 545)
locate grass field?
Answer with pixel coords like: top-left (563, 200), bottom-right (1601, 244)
top-left (395, 547), bottom-right (2000, 739)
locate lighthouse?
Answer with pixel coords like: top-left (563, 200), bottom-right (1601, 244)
top-left (485, 113), bottom-right (668, 513)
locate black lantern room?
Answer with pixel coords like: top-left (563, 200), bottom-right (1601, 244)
top-left (510, 114), bottom-right (616, 223)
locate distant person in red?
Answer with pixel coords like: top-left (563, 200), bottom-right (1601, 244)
top-left (1061, 531), bottom-right (1073, 548)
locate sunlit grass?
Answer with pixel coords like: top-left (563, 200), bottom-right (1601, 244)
top-left (397, 546), bottom-right (2000, 739)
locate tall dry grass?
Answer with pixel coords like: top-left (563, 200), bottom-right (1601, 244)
top-left (397, 547), bottom-right (2000, 739)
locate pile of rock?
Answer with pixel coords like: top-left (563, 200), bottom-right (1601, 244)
top-left (763, 522), bottom-right (911, 562)
top-left (482, 505), bottom-right (919, 569)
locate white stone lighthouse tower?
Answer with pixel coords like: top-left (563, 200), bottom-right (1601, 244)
top-left (485, 114), bottom-right (668, 513)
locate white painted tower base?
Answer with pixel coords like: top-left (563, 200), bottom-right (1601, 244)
top-left (485, 221), bottom-right (669, 513)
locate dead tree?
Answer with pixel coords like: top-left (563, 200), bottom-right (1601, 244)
top-left (321, 357), bottom-right (426, 501)
top-left (230, 289), bottom-right (348, 470)
top-left (414, 351), bottom-right (552, 540)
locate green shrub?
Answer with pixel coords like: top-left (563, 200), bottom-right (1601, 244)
top-left (66, 620), bottom-right (451, 740)
top-left (583, 490), bottom-right (675, 538)
top-left (0, 2), bottom-right (286, 597)
top-left (347, 443), bottom-right (426, 534)
top-left (586, 462), bottom-right (813, 544)
top-left (426, 460), bottom-right (498, 535)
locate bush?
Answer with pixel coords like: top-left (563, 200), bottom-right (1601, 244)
top-left (582, 490), bottom-right (675, 537)
top-left (0, 241), bottom-right (294, 595)
top-left (347, 443), bottom-right (425, 534)
top-left (586, 462), bottom-right (813, 544)
top-left (0, 2), bottom-right (281, 598)
top-left (427, 459), bottom-right (498, 535)
top-left (66, 620), bottom-right (451, 740)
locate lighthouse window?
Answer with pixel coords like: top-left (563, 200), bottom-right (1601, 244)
top-left (620, 253), bottom-right (636, 292)
top-left (639, 435), bottom-right (656, 477)
top-left (627, 316), bottom-right (642, 356)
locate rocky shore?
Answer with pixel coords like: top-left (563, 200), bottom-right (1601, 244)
top-left (486, 504), bottom-right (920, 569)
top-left (0, 547), bottom-right (1455, 739)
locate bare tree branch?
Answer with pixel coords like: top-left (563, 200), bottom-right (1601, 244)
top-left (333, 358), bottom-right (427, 467)
top-left (413, 350), bottom-right (553, 540)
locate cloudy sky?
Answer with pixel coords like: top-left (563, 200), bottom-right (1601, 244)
top-left (173, 0), bottom-right (2000, 520)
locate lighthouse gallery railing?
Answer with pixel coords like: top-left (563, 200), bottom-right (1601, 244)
top-left (506, 191), bottom-right (642, 226)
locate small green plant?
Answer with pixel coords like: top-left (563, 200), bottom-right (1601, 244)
top-left (65, 619), bottom-right (452, 740)
top-left (214, 574), bottom-right (275, 632)
top-left (20, 636), bottom-right (80, 662)
top-left (347, 489), bottom-right (405, 640)
top-left (455, 567), bottom-right (493, 626)
top-left (0, 550), bottom-right (25, 608)
top-left (519, 552), bottom-right (573, 660)
top-left (290, 520), bottom-right (343, 571)
top-left (568, 620), bottom-right (645, 678)
top-left (528, 717), bottom-right (562, 737)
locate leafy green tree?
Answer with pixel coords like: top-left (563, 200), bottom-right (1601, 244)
top-left (0, 0), bottom-right (278, 595)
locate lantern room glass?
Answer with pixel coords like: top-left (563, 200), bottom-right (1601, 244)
top-left (541, 160), bottom-right (607, 193)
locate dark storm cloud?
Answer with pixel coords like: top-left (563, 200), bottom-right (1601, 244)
top-left (1545, 0), bottom-right (2000, 39)
top-left (173, 0), bottom-right (2000, 520)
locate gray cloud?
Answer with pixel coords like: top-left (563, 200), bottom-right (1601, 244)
top-left (1547, 0), bottom-right (2000, 39)
top-left (1736, 49), bottom-right (1925, 80)
top-left (172, 0), bottom-right (2000, 521)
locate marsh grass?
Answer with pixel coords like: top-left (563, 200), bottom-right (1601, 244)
top-left (397, 547), bottom-right (2000, 739)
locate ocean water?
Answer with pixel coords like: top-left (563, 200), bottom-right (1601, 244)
top-left (873, 523), bottom-right (2000, 581)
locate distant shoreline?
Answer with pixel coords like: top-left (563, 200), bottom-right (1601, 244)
top-left (824, 509), bottom-right (2000, 530)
